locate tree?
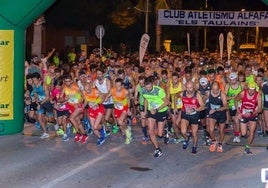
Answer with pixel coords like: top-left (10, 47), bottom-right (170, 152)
top-left (110, 0), bottom-right (137, 29)
top-left (155, 0), bottom-right (169, 52)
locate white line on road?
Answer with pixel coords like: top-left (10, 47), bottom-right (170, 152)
top-left (40, 144), bottom-right (126, 188)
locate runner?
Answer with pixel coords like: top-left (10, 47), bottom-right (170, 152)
top-left (141, 76), bottom-right (169, 158)
top-left (255, 74), bottom-right (265, 136)
top-left (235, 81), bottom-right (262, 154)
top-left (167, 71), bottom-right (183, 143)
top-left (225, 72), bottom-right (244, 143)
top-left (62, 75), bottom-right (88, 144)
top-left (83, 82), bottom-right (106, 145)
top-left (31, 72), bottom-right (54, 139)
top-left (51, 78), bottom-right (70, 141)
top-left (95, 67), bottom-right (116, 134)
top-left (198, 76), bottom-right (211, 145)
top-left (117, 68), bottom-right (135, 128)
top-left (245, 64), bottom-right (255, 83)
top-left (107, 78), bottom-right (132, 144)
top-left (134, 75), bottom-right (149, 144)
top-left (24, 73), bottom-right (38, 125)
top-left (262, 78), bottom-right (268, 136)
top-left (207, 82), bottom-right (228, 152)
top-left (180, 81), bottom-right (205, 154)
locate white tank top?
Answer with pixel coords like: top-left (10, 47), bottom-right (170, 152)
top-left (95, 78), bottom-right (113, 104)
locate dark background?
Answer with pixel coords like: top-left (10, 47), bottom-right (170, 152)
top-left (41, 0), bottom-right (268, 53)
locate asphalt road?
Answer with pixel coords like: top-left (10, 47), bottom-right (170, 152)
top-left (0, 123), bottom-right (267, 188)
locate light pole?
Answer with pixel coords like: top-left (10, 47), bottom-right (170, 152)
top-left (145, 0), bottom-right (149, 33)
top-left (204, 0), bottom-right (208, 51)
top-left (129, 0), bottom-right (149, 34)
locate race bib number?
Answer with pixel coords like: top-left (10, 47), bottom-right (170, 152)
top-left (231, 105), bottom-right (236, 110)
top-left (265, 94), bottom-right (268, 102)
top-left (59, 104), bottom-right (66, 110)
top-left (210, 104), bottom-right (221, 110)
top-left (104, 96), bottom-right (113, 104)
top-left (177, 99), bottom-right (182, 108)
top-left (185, 107), bottom-right (197, 115)
top-left (88, 102), bottom-right (98, 110)
top-left (150, 102), bottom-right (159, 109)
top-left (242, 108), bottom-right (252, 115)
top-left (38, 95), bottom-right (46, 101)
top-left (68, 97), bottom-right (78, 104)
top-left (114, 102), bottom-right (123, 110)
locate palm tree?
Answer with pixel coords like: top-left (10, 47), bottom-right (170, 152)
top-left (32, 15), bottom-right (45, 58)
top-left (154, 0), bottom-right (169, 52)
top-left (111, 0), bottom-right (183, 52)
top-left (110, 0), bottom-right (137, 29)
top-left (155, 0), bottom-right (183, 52)
top-left (131, 0), bottom-right (170, 52)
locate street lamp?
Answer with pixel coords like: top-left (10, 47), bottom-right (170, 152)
top-left (128, 0), bottom-right (150, 33)
top-left (204, 0), bottom-right (208, 51)
top-left (145, 0), bottom-right (148, 34)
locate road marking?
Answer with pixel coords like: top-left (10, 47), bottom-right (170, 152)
top-left (40, 144), bottom-right (125, 188)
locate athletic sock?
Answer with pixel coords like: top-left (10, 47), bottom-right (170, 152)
top-left (142, 127), bottom-right (148, 138)
top-left (234, 131), bottom-right (240, 136)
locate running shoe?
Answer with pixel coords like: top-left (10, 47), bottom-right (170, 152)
top-left (182, 140), bottom-right (190, 150)
top-left (233, 136), bottom-right (241, 143)
top-left (105, 129), bottom-right (111, 137)
top-left (54, 124), bottom-right (59, 131)
top-left (74, 133), bottom-right (82, 142)
top-left (153, 148), bottom-right (163, 158)
top-left (256, 128), bottom-right (263, 134)
top-left (173, 138), bottom-right (180, 144)
top-left (112, 125), bottom-right (119, 134)
top-left (164, 130), bottom-right (170, 145)
top-left (83, 118), bottom-right (91, 132)
top-left (72, 127), bottom-right (77, 134)
top-left (40, 132), bottom-right (50, 139)
top-left (56, 128), bottom-right (64, 136)
top-left (34, 121), bottom-right (41, 130)
top-left (96, 137), bottom-right (106, 146)
top-left (209, 141), bottom-right (216, 152)
top-left (187, 132), bottom-right (192, 138)
top-left (100, 126), bottom-right (106, 138)
top-left (244, 147), bottom-right (252, 154)
top-left (81, 135), bottom-right (89, 144)
top-left (62, 134), bottom-right (69, 142)
top-left (142, 137), bottom-right (150, 144)
top-left (125, 128), bottom-right (132, 144)
top-left (88, 129), bottom-right (93, 135)
top-left (191, 147), bottom-right (197, 154)
top-left (175, 136), bottom-right (185, 143)
top-left (205, 137), bottom-right (211, 146)
top-left (66, 123), bottom-right (72, 135)
top-left (217, 144), bottom-right (223, 153)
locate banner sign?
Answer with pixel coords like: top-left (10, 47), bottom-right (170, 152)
top-left (0, 30), bottom-right (14, 120)
top-left (158, 9), bottom-right (268, 27)
top-left (219, 33), bottom-right (224, 62)
top-left (187, 33), bottom-right (190, 54)
top-left (227, 32), bottom-right (233, 62)
top-left (139, 33), bottom-right (150, 66)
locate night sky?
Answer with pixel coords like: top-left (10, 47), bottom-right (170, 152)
top-left (45, 0), bottom-right (268, 28)
top-left (43, 0), bottom-right (268, 52)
